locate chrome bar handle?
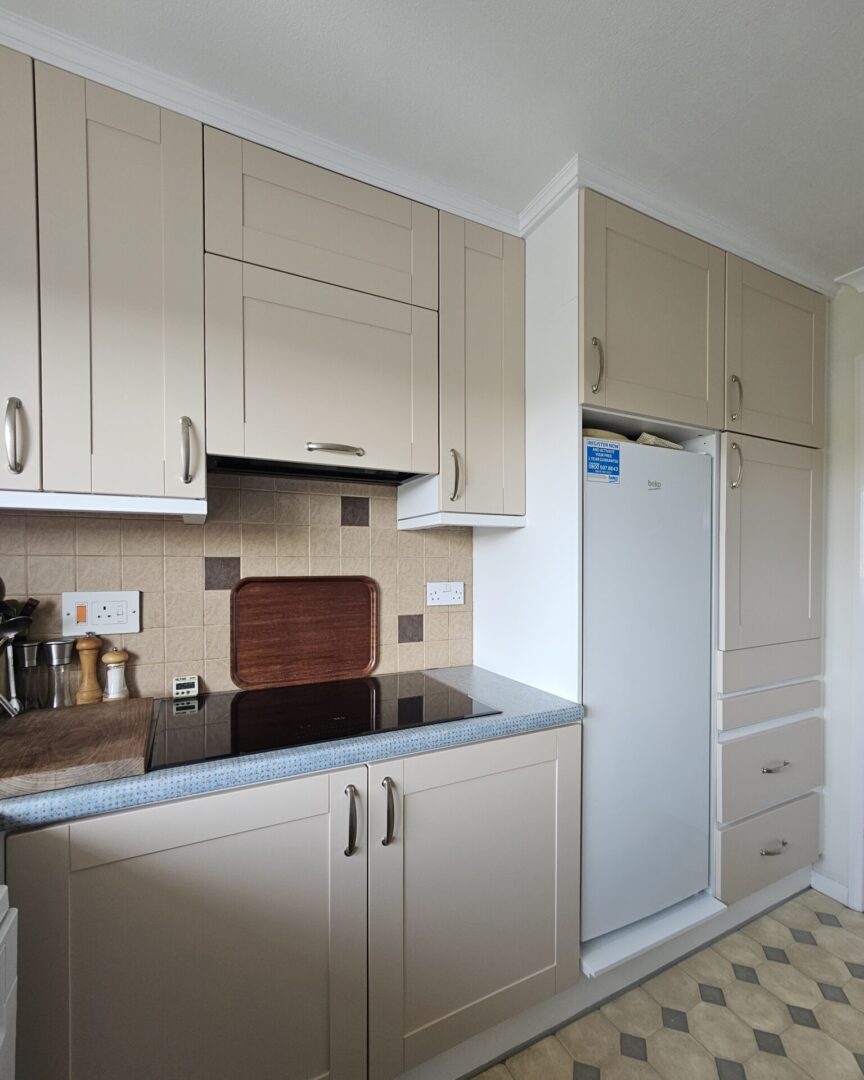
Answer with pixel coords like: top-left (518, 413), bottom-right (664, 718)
top-left (760, 840), bottom-right (788, 857)
top-left (4, 398), bottom-right (22, 474)
top-left (344, 784), bottom-right (359, 856)
top-left (179, 416), bottom-right (193, 484)
top-left (730, 442), bottom-right (744, 489)
top-left (590, 337), bottom-right (604, 394)
top-left (449, 448), bottom-right (461, 502)
top-left (730, 374), bottom-right (743, 422)
top-left (307, 442), bottom-right (365, 457)
top-left (762, 760), bottom-right (791, 774)
top-left (381, 776), bottom-right (396, 846)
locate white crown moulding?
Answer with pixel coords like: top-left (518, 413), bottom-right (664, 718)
top-left (0, 5), bottom-right (839, 296)
top-left (835, 266), bottom-right (864, 293)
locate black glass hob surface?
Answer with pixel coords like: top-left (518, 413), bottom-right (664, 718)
top-left (149, 672), bottom-right (500, 769)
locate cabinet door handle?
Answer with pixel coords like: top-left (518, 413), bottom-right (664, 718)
top-left (344, 784), bottom-right (359, 856)
top-left (730, 442), bottom-right (744, 489)
top-left (449, 448), bottom-right (461, 502)
top-left (4, 397), bottom-right (22, 474)
top-left (179, 416), bottom-right (193, 484)
top-left (760, 840), bottom-right (788, 857)
top-left (590, 336), bottom-right (604, 394)
top-left (730, 374), bottom-right (743, 422)
top-left (307, 442), bottom-right (365, 457)
top-left (762, 760), bottom-right (791, 774)
top-left (381, 776), bottom-right (396, 846)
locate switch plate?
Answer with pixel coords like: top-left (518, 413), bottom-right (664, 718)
top-left (426, 581), bottom-right (465, 606)
top-left (62, 591), bottom-right (141, 636)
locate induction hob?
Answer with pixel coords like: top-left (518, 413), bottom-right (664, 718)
top-left (149, 671), bottom-right (500, 769)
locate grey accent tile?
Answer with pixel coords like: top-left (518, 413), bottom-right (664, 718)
top-left (699, 983), bottom-right (726, 1006)
top-left (204, 556), bottom-right (241, 591)
top-left (619, 1033), bottom-right (647, 1061)
top-left (848, 962), bottom-right (864, 979)
top-left (819, 982), bottom-right (850, 1003)
top-left (572, 1066), bottom-right (600, 1080)
top-left (763, 945), bottom-right (790, 964)
top-left (792, 929), bottom-right (817, 945)
top-left (661, 1006), bottom-right (689, 1032)
top-left (855, 1052), bottom-right (864, 1075)
top-left (733, 964), bottom-right (759, 984)
top-left (788, 1005), bottom-right (819, 1028)
top-left (715, 1060), bottom-right (746, 1080)
top-left (817, 912), bottom-right (843, 927)
top-left (398, 614), bottom-right (423, 643)
top-left (754, 1029), bottom-right (786, 1056)
top-left (341, 496), bottom-right (370, 527)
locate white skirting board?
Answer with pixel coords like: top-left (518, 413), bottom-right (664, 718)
top-left (810, 869), bottom-right (851, 907)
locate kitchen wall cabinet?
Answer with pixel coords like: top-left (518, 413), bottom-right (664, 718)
top-left (397, 213), bottom-right (526, 528)
top-left (6, 768), bottom-right (368, 1080)
top-left (579, 188), bottom-right (725, 429)
top-left (35, 63), bottom-right (205, 498)
top-left (725, 255), bottom-right (826, 448)
top-left (368, 727), bottom-right (581, 1077)
top-left (205, 254), bottom-right (438, 475)
top-left (0, 46), bottom-right (40, 492)
top-left (719, 432), bottom-right (823, 652)
top-left (205, 127), bottom-right (438, 309)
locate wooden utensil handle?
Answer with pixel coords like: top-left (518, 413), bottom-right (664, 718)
top-left (75, 635), bottom-right (103, 706)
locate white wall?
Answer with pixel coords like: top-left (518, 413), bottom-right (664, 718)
top-left (818, 285), bottom-right (864, 899)
top-left (473, 192), bottom-right (581, 702)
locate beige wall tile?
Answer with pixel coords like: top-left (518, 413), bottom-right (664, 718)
top-left (368, 484), bottom-right (396, 499)
top-left (424, 641), bottom-right (450, 668)
top-left (423, 529), bottom-right (450, 557)
top-left (449, 638), bottom-right (473, 666)
top-left (141, 593), bottom-right (165, 629)
top-left (424, 557), bottom-right (449, 582)
top-left (380, 615), bottom-right (398, 645)
top-left (165, 591), bottom-right (204, 628)
top-left (0, 515), bottom-right (25, 553)
top-left (122, 556), bottom-right (164, 593)
top-left (164, 520), bottom-right (204, 555)
top-left (26, 516), bottom-right (75, 555)
top-left (425, 611), bottom-right (449, 640)
top-left (77, 556), bottom-right (121, 590)
top-left (127, 663), bottom-right (168, 698)
top-left (241, 555), bottom-right (276, 576)
top-left (278, 525), bottom-right (311, 556)
top-left (203, 659), bottom-right (234, 692)
top-left (398, 642), bottom-right (425, 671)
top-left (309, 526), bottom-right (340, 556)
top-left (240, 474), bottom-right (274, 491)
top-left (276, 556), bottom-right (310, 575)
top-left (398, 558), bottom-right (425, 587)
top-left (310, 556), bottom-right (340, 575)
top-left (341, 527), bottom-right (370, 556)
top-left (241, 523), bottom-right (277, 556)
top-left (376, 645), bottom-right (398, 673)
top-left (397, 530), bottom-right (424, 557)
top-left (76, 518), bottom-right (121, 556)
top-left (124, 628), bottom-right (165, 665)
top-left (27, 555), bottom-right (75, 594)
top-left (165, 627), bottom-right (204, 663)
top-left (207, 487), bottom-right (239, 522)
top-left (370, 498), bottom-right (396, 529)
top-left (1, 555), bottom-right (27, 596)
top-left (274, 477), bottom-right (307, 492)
top-left (340, 557), bottom-right (370, 576)
top-left (121, 519), bottom-right (164, 556)
top-left (204, 522), bottom-right (241, 557)
top-left (205, 625), bottom-right (230, 659)
top-left (370, 557), bottom-right (397, 585)
top-left (449, 611), bottom-right (472, 639)
top-left (29, 595), bottom-right (62, 637)
top-left (208, 472), bottom-right (240, 489)
top-left (449, 556), bottom-right (473, 582)
top-left (309, 494), bottom-right (340, 525)
top-left (239, 489), bottom-right (275, 524)
top-left (165, 557), bottom-right (204, 593)
top-left (275, 493), bottom-right (310, 525)
top-left (397, 585), bottom-right (425, 615)
top-left (165, 660), bottom-right (204, 688)
top-left (204, 590), bottom-right (230, 626)
top-left (371, 529), bottom-right (398, 556)
top-left (450, 528), bottom-right (473, 556)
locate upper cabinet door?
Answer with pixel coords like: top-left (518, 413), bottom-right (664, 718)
top-left (725, 256), bottom-right (826, 448)
top-left (35, 64), bottom-right (205, 497)
top-left (580, 189), bottom-right (725, 428)
top-left (205, 128), bottom-right (438, 309)
top-left (720, 433), bottom-right (823, 651)
top-left (0, 46), bottom-right (41, 491)
top-left (439, 213), bottom-right (525, 515)
top-left (205, 255), bottom-right (438, 474)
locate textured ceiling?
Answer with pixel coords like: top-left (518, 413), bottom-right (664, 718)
top-left (4, 0), bottom-right (864, 283)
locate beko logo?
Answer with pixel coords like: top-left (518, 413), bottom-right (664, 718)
top-left (648, 480), bottom-right (662, 490)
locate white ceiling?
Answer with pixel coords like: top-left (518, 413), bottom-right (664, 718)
top-left (3, 0), bottom-right (864, 289)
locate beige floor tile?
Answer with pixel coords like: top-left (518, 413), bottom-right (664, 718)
top-left (813, 1000), bottom-right (864, 1054)
top-left (814, 926), bottom-right (864, 965)
top-left (755, 961), bottom-right (822, 1009)
top-left (843, 977), bottom-right (864, 1013)
top-left (741, 915), bottom-right (795, 949)
top-left (473, 1066), bottom-right (512, 1080)
top-left (712, 930), bottom-right (766, 968)
top-left (556, 1009), bottom-right (619, 1065)
top-left (601, 988), bottom-right (663, 1037)
top-left (642, 966), bottom-right (701, 1012)
top-left (723, 980), bottom-right (792, 1033)
top-left (837, 907), bottom-right (864, 934)
top-left (744, 1050), bottom-right (811, 1080)
top-left (798, 889), bottom-right (846, 915)
top-left (679, 947), bottom-right (736, 987)
top-left (645, 1028), bottom-right (716, 1080)
top-left (782, 1024), bottom-right (863, 1080)
top-left (687, 1000), bottom-right (758, 1060)
top-left (506, 1035), bottom-right (573, 1080)
top-left (770, 899), bottom-right (823, 932)
top-left (599, 1058), bottom-right (661, 1079)
top-left (786, 942), bottom-right (853, 985)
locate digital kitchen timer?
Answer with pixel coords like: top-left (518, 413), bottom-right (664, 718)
top-left (172, 674), bottom-right (200, 699)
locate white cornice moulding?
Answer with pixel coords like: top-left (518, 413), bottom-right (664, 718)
top-left (0, 6), bottom-right (519, 235)
top-left (519, 152), bottom-right (839, 298)
top-left (835, 266), bottom-right (864, 293)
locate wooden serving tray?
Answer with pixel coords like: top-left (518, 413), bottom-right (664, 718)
top-left (0, 698), bottom-right (154, 797)
top-left (230, 576), bottom-right (378, 690)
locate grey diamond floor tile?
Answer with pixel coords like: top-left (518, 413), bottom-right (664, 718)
top-left (660, 1006), bottom-right (689, 1032)
top-left (792, 929), bottom-right (818, 945)
top-left (715, 1058), bottom-right (746, 1080)
top-left (619, 1033), bottom-right (647, 1061)
top-left (788, 1004), bottom-right (820, 1028)
top-left (855, 1051), bottom-right (864, 1075)
top-left (763, 945), bottom-right (790, 964)
top-left (754, 1029), bottom-right (786, 1056)
top-left (820, 982), bottom-right (851, 1003)
top-left (818, 912), bottom-right (843, 927)
top-left (733, 963), bottom-right (759, 984)
top-left (699, 983), bottom-right (727, 1005)
top-left (572, 1064), bottom-right (600, 1080)
top-left (847, 961), bottom-right (864, 979)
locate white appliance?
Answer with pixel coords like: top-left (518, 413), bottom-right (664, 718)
top-left (0, 886), bottom-right (17, 1079)
top-left (581, 438), bottom-right (712, 942)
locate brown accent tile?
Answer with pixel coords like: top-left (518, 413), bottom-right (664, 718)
top-left (204, 557), bottom-right (239, 591)
top-left (341, 496), bottom-right (369, 526)
top-left (398, 614), bottom-right (423, 643)
top-left (122, 556), bottom-right (164, 592)
top-left (76, 518), bottom-right (121, 556)
top-left (163, 521), bottom-right (204, 555)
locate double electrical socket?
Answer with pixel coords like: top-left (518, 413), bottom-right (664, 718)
top-left (62, 591), bottom-right (141, 636)
top-left (425, 581), bottom-right (465, 606)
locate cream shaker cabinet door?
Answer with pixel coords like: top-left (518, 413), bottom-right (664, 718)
top-left (206, 255), bottom-right (438, 474)
top-left (205, 127), bottom-right (438, 309)
top-left (7, 769), bottom-right (368, 1080)
top-left (35, 65), bottom-right (205, 497)
top-left (0, 46), bottom-right (41, 491)
top-left (580, 188), bottom-right (725, 428)
top-left (726, 255), bottom-right (826, 448)
top-left (368, 727), bottom-right (581, 1078)
top-left (439, 213), bottom-right (525, 515)
top-left (720, 433), bottom-right (823, 651)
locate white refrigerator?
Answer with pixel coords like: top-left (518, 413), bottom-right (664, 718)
top-left (581, 438), bottom-right (712, 942)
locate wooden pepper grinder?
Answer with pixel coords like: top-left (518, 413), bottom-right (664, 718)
top-left (75, 633), bottom-right (103, 705)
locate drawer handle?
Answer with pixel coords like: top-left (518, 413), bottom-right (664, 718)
top-left (307, 442), bottom-right (365, 457)
top-left (381, 776), bottom-right (396, 846)
top-left (179, 416), bottom-right (193, 484)
top-left (760, 840), bottom-right (789, 857)
top-left (344, 784), bottom-right (359, 857)
top-left (4, 397), bottom-right (22, 474)
top-left (590, 336), bottom-right (604, 394)
top-left (730, 374), bottom-right (743, 422)
top-left (730, 442), bottom-right (744, 489)
top-left (449, 448), bottom-right (461, 502)
top-left (762, 760), bottom-right (791, 774)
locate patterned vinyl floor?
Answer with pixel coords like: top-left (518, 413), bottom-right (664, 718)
top-left (476, 889), bottom-right (864, 1080)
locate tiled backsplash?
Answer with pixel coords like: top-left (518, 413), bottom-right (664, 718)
top-left (0, 473), bottom-right (473, 699)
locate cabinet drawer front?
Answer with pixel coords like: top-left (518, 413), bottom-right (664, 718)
top-left (718, 717), bottom-right (822, 823)
top-left (717, 680), bottom-right (822, 732)
top-left (205, 128), bottom-right (438, 308)
top-left (715, 793), bottom-right (819, 904)
top-left (717, 639), bottom-right (822, 693)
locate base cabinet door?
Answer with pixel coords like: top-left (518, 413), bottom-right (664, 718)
top-left (6, 770), bottom-right (368, 1080)
top-left (368, 727), bottom-right (581, 1078)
